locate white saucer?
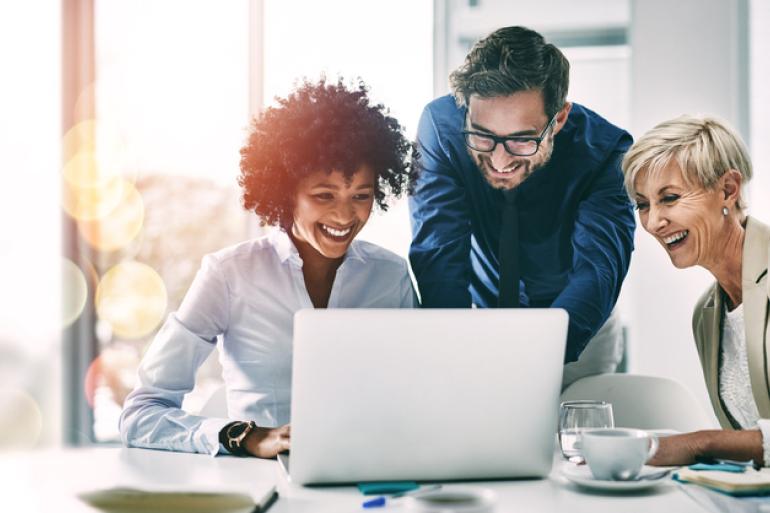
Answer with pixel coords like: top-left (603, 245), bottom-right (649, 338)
top-left (561, 463), bottom-right (672, 492)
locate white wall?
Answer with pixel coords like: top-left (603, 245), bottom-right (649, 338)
top-left (0, 2), bottom-right (62, 448)
top-left (750, 0), bottom-right (770, 223)
top-left (438, 0), bottom-right (630, 97)
top-left (624, 0), bottom-right (750, 426)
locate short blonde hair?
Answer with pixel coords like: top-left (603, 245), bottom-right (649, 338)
top-left (622, 115), bottom-right (752, 210)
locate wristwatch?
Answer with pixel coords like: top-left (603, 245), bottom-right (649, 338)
top-left (219, 421), bottom-right (257, 456)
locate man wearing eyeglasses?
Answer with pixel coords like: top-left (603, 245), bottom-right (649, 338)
top-left (409, 26), bottom-right (635, 387)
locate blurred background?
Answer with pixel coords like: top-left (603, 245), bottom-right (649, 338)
top-left (0, 0), bottom-right (768, 448)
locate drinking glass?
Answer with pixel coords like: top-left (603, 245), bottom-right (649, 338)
top-left (558, 400), bottom-right (614, 462)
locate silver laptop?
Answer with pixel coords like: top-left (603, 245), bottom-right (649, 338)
top-left (285, 308), bottom-right (568, 485)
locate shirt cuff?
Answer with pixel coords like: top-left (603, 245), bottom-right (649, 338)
top-left (197, 417), bottom-right (233, 457)
top-left (755, 419), bottom-right (770, 467)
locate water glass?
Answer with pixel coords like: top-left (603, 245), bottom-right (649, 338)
top-left (558, 400), bottom-right (614, 462)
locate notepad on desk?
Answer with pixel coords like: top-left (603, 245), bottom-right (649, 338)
top-left (77, 482), bottom-right (277, 513)
top-left (675, 466), bottom-right (770, 496)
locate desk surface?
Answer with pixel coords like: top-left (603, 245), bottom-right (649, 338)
top-left (0, 447), bottom-right (710, 513)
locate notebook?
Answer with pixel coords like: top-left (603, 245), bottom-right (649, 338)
top-left (675, 467), bottom-right (770, 496)
top-left (77, 484), bottom-right (277, 513)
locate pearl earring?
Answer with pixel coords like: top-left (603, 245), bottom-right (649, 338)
top-left (722, 207), bottom-right (729, 217)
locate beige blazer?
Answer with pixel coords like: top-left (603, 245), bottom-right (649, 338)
top-left (692, 216), bottom-right (770, 430)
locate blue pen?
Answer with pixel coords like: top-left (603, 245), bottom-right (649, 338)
top-left (362, 484), bottom-right (442, 509)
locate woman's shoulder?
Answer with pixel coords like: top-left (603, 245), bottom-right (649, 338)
top-left (694, 283), bottom-right (719, 311)
top-left (744, 216), bottom-right (770, 292)
top-left (691, 282), bottom-right (721, 343)
top-left (348, 240), bottom-right (409, 271)
top-left (746, 216), bottom-right (770, 262)
top-left (747, 216), bottom-right (770, 233)
top-left (204, 233), bottom-right (281, 269)
top-left (746, 216), bottom-right (770, 246)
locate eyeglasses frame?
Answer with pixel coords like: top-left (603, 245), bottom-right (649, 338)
top-left (462, 113), bottom-right (558, 157)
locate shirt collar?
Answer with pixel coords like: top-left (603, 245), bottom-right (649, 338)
top-left (269, 227), bottom-right (366, 265)
top-left (345, 239), bottom-right (366, 263)
top-left (270, 228), bottom-right (300, 264)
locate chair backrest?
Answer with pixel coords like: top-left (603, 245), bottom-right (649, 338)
top-left (198, 385), bottom-right (228, 418)
top-left (560, 373), bottom-right (718, 432)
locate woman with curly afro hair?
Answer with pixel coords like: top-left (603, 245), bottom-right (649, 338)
top-left (120, 78), bottom-right (418, 460)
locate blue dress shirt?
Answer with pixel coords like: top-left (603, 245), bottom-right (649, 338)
top-left (409, 95), bottom-right (635, 363)
top-left (119, 229), bottom-right (417, 455)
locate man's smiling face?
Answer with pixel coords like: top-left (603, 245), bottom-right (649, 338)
top-left (465, 89), bottom-right (568, 190)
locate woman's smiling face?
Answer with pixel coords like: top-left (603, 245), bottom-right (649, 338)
top-left (633, 160), bottom-right (727, 269)
top-left (291, 166), bottom-right (375, 260)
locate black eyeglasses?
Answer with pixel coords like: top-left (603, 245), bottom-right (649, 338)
top-left (462, 114), bottom-right (557, 157)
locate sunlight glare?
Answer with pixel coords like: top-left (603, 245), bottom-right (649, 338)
top-left (95, 261), bottom-right (167, 339)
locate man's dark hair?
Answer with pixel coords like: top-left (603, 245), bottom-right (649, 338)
top-left (239, 77), bottom-right (416, 229)
top-left (449, 26), bottom-right (570, 119)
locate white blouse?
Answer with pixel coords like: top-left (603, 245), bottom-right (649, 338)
top-left (719, 304), bottom-right (770, 465)
top-left (119, 229), bottom-right (417, 455)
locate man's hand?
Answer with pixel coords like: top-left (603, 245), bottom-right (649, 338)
top-left (244, 424), bottom-right (291, 459)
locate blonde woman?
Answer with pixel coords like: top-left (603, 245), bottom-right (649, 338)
top-left (622, 115), bottom-right (770, 466)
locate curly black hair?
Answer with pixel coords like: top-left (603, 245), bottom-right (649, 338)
top-left (238, 77), bottom-right (417, 228)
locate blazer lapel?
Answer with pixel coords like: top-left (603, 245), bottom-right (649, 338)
top-left (700, 284), bottom-right (734, 427)
top-left (743, 217), bottom-right (770, 418)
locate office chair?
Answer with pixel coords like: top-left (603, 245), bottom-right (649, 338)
top-left (560, 373), bottom-right (718, 432)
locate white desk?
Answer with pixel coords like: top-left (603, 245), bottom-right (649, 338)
top-left (0, 447), bottom-right (709, 513)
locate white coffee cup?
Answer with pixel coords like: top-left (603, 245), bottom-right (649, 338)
top-left (581, 428), bottom-right (658, 481)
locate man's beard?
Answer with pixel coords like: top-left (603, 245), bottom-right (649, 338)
top-left (471, 136), bottom-right (554, 190)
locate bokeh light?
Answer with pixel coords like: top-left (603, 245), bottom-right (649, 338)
top-left (84, 346), bottom-right (140, 410)
top-left (61, 119), bottom-right (128, 179)
top-left (95, 261), bottom-right (167, 339)
top-left (77, 179), bottom-right (145, 252)
top-left (62, 150), bottom-right (113, 189)
top-left (61, 258), bottom-right (88, 328)
top-left (62, 119), bottom-right (135, 186)
top-left (61, 119), bottom-right (136, 223)
top-left (0, 389), bottom-right (43, 450)
top-left (62, 175), bottom-right (126, 222)
top-left (83, 357), bottom-right (102, 409)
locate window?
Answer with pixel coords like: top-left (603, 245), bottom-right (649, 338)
top-left (64, 0), bottom-right (433, 443)
top-left (66, 0), bottom-right (253, 442)
top-left (262, 0), bottom-right (433, 257)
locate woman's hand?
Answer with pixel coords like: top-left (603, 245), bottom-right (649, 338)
top-left (647, 432), bottom-right (710, 466)
top-left (648, 429), bottom-right (763, 466)
top-left (244, 423), bottom-right (291, 459)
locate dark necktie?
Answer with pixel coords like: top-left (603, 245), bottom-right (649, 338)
top-left (498, 189), bottom-right (520, 308)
